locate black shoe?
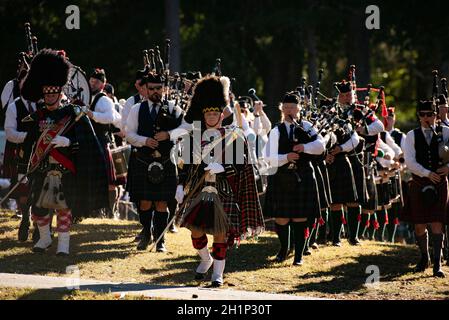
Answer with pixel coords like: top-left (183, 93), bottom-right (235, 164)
top-left (293, 258), bottom-right (303, 266)
top-left (311, 242), bottom-right (319, 250)
top-left (169, 224), bottom-right (178, 233)
top-left (137, 232), bottom-right (151, 250)
top-left (211, 281), bottom-right (222, 288)
top-left (18, 221), bottom-right (30, 242)
top-left (415, 256), bottom-right (430, 272)
top-left (134, 228), bottom-right (145, 242)
top-left (303, 248), bottom-right (312, 256)
top-left (195, 272), bottom-right (207, 280)
top-left (349, 238), bottom-right (361, 246)
top-left (156, 241), bottom-right (167, 252)
top-left (332, 241), bottom-right (342, 247)
top-left (274, 248), bottom-right (289, 262)
top-left (433, 269), bottom-right (446, 278)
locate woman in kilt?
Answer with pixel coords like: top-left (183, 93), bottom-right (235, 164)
top-left (176, 75), bottom-right (264, 287)
top-left (402, 100), bottom-right (448, 277)
top-left (264, 93), bottom-right (325, 265)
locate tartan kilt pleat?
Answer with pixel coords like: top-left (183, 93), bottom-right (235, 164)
top-left (318, 160), bottom-right (332, 205)
top-left (376, 181), bottom-right (391, 207)
top-left (327, 154), bottom-right (357, 204)
top-left (400, 175), bottom-right (448, 224)
top-left (128, 153), bottom-right (176, 202)
top-left (264, 161), bottom-right (320, 219)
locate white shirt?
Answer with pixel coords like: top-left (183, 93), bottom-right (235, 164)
top-left (121, 94), bottom-right (144, 130)
top-left (126, 100), bottom-right (183, 147)
top-left (339, 126), bottom-right (360, 153)
top-left (5, 97), bottom-right (37, 144)
top-left (366, 117), bottom-right (385, 135)
top-left (90, 93), bottom-right (121, 126)
top-left (383, 131), bottom-right (402, 158)
top-left (388, 128), bottom-right (406, 149)
top-left (377, 139), bottom-right (395, 168)
top-left (403, 125), bottom-right (449, 178)
top-left (265, 120), bottom-right (325, 168)
top-left (1, 80), bottom-right (15, 109)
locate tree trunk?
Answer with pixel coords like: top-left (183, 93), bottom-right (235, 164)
top-left (165, 0), bottom-right (181, 73)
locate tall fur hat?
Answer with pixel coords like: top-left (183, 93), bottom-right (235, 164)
top-left (184, 75), bottom-right (230, 123)
top-left (21, 49), bottom-right (70, 102)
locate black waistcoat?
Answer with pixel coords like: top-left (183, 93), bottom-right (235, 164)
top-left (277, 123), bottom-right (314, 164)
top-left (90, 92), bottom-right (111, 145)
top-left (137, 101), bottom-right (173, 156)
top-left (414, 127), bottom-right (441, 171)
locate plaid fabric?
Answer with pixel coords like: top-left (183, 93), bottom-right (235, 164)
top-left (348, 153), bottom-right (368, 204)
top-left (264, 161), bottom-right (320, 220)
top-left (128, 153), bottom-right (177, 202)
top-left (29, 105), bottom-right (110, 219)
top-left (328, 154), bottom-right (357, 204)
top-left (400, 175), bottom-right (448, 224)
top-left (178, 127), bottom-right (264, 244)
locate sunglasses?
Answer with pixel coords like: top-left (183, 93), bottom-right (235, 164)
top-left (418, 111), bottom-right (436, 117)
top-left (147, 86), bottom-right (162, 91)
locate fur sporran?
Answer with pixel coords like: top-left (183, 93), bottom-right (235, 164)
top-left (35, 170), bottom-right (68, 209)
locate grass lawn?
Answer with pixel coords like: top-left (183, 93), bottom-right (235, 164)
top-left (0, 212), bottom-right (448, 300)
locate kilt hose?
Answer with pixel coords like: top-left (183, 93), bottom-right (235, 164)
top-left (400, 175), bottom-right (448, 224)
top-left (128, 152), bottom-right (177, 202)
top-left (327, 154), bottom-right (357, 204)
top-left (264, 161), bottom-right (320, 220)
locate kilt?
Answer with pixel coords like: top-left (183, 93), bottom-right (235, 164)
top-left (328, 154), bottom-right (357, 204)
top-left (2, 142), bottom-right (30, 199)
top-left (362, 167), bottom-right (378, 211)
top-left (128, 151), bottom-right (177, 202)
top-left (400, 175), bottom-right (448, 224)
top-left (318, 159), bottom-right (332, 205)
top-left (313, 161), bottom-right (329, 209)
top-left (264, 161), bottom-right (320, 219)
top-left (348, 153), bottom-right (368, 204)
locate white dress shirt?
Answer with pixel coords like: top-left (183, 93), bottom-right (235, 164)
top-left (377, 139), bottom-right (395, 168)
top-left (91, 93), bottom-right (121, 125)
top-left (403, 125), bottom-right (449, 177)
top-left (339, 127), bottom-right (360, 153)
top-left (388, 128), bottom-right (406, 149)
top-left (121, 94), bottom-right (144, 129)
top-left (5, 97), bottom-right (37, 144)
top-left (1, 80), bottom-right (15, 109)
top-left (383, 131), bottom-right (402, 158)
top-left (265, 120), bottom-right (325, 168)
top-left (126, 100), bottom-right (183, 147)
top-left (364, 117), bottom-right (385, 136)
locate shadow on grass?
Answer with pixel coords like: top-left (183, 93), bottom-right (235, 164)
top-left (0, 221), bottom-right (141, 275)
top-left (284, 244), bottom-right (420, 295)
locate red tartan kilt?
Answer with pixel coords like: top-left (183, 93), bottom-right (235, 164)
top-left (400, 175), bottom-right (448, 224)
top-left (2, 143), bottom-right (18, 179)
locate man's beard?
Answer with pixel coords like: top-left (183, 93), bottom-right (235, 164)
top-left (148, 93), bottom-right (161, 104)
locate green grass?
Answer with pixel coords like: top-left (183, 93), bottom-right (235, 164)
top-left (1, 212), bottom-right (448, 300)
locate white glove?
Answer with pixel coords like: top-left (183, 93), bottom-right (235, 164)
top-left (175, 185), bottom-right (184, 204)
top-left (204, 162), bottom-right (225, 174)
top-left (17, 174), bottom-right (28, 185)
top-left (51, 135), bottom-right (71, 148)
top-left (0, 178), bottom-right (11, 190)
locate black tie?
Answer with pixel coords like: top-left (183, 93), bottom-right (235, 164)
top-left (150, 104), bottom-right (158, 120)
top-left (289, 124), bottom-right (294, 141)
